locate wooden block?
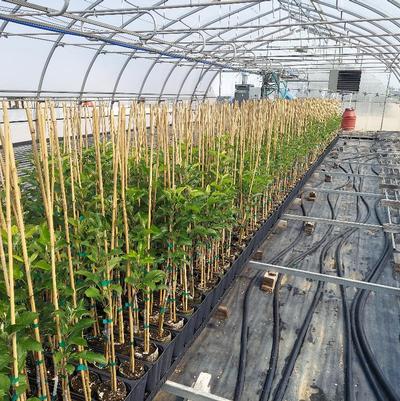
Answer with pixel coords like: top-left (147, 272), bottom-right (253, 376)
top-left (215, 305), bottom-right (228, 320)
top-left (307, 191), bottom-right (317, 201)
top-left (304, 221), bottom-right (315, 235)
top-left (261, 271), bottom-right (278, 293)
top-left (253, 250), bottom-right (263, 261)
top-left (380, 199), bottom-right (400, 208)
top-left (379, 183), bottom-right (400, 190)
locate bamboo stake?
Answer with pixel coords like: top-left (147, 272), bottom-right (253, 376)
top-left (2, 101), bottom-right (22, 401)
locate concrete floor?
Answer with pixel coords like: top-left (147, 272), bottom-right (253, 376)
top-left (155, 132), bottom-right (400, 401)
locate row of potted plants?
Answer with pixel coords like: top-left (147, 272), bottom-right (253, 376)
top-left (0, 99), bottom-right (340, 401)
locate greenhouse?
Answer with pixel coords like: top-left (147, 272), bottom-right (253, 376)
top-left (0, 1), bottom-right (399, 401)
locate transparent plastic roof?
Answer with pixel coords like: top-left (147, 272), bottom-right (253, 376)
top-left (0, 0), bottom-right (399, 100)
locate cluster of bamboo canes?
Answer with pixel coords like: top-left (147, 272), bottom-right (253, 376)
top-left (0, 98), bottom-right (340, 401)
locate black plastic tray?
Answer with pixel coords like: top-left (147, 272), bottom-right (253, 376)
top-left (84, 136), bottom-right (338, 401)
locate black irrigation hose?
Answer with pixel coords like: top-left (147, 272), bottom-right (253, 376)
top-left (234, 151), bottom-right (366, 401)
top-left (270, 195), bottom-right (357, 401)
top-left (338, 147), bottom-right (397, 401)
top-left (233, 204), bottom-right (308, 401)
top-left (334, 162), bottom-right (371, 401)
top-left (260, 175), bottom-right (352, 401)
top-left (270, 160), bottom-right (377, 401)
top-left (350, 169), bottom-right (400, 401)
top-left (349, 202), bottom-right (390, 401)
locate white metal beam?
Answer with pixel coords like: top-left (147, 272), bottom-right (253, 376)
top-left (338, 162), bottom-right (400, 169)
top-left (163, 381), bottom-right (232, 401)
top-left (283, 214), bottom-right (400, 233)
top-left (318, 171), bottom-right (382, 179)
top-left (302, 187), bottom-right (383, 198)
top-left (283, 214), bottom-right (382, 230)
top-left (249, 261), bottom-right (400, 296)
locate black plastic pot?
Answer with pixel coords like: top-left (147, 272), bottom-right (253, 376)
top-left (196, 289), bottom-right (214, 329)
top-left (152, 335), bottom-right (176, 379)
top-left (222, 263), bottom-right (237, 290)
top-left (74, 137), bottom-right (339, 401)
top-left (66, 366), bottom-right (136, 401)
top-left (175, 310), bottom-right (196, 348)
top-left (170, 317), bottom-right (188, 359)
top-left (142, 349), bottom-right (162, 394)
top-left (210, 277), bottom-right (226, 310)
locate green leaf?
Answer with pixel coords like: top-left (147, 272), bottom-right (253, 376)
top-left (65, 364), bottom-right (75, 375)
top-left (70, 318), bottom-right (95, 334)
top-left (87, 254), bottom-right (97, 263)
top-left (17, 311), bottom-right (38, 327)
top-left (13, 255), bottom-right (24, 263)
top-left (0, 374), bottom-right (10, 392)
top-left (76, 270), bottom-right (99, 283)
top-left (73, 351), bottom-right (107, 365)
top-left (29, 252), bottom-right (39, 263)
top-left (53, 351), bottom-right (63, 366)
top-left (0, 353), bottom-right (10, 370)
top-left (16, 384), bottom-right (28, 397)
top-left (108, 257), bottom-right (121, 269)
top-left (143, 270), bottom-right (165, 287)
top-left (34, 260), bottom-right (51, 271)
top-left (67, 336), bottom-right (87, 347)
top-left (108, 284), bottom-right (122, 295)
top-left (84, 287), bottom-right (101, 300)
top-left (19, 337), bottom-right (42, 352)
top-left (39, 225), bottom-right (50, 245)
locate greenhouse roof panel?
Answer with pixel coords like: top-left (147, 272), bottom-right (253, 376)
top-left (0, 0), bottom-right (399, 98)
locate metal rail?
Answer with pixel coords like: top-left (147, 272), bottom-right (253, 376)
top-left (318, 171), bottom-right (384, 179)
top-left (302, 187), bottom-right (383, 198)
top-left (163, 381), bottom-right (232, 401)
top-left (282, 214), bottom-right (386, 231)
top-left (249, 261), bottom-right (400, 296)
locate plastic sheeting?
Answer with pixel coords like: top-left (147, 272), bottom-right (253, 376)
top-left (0, 0), bottom-right (399, 100)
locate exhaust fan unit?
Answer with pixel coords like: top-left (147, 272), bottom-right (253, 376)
top-left (329, 69), bottom-right (362, 92)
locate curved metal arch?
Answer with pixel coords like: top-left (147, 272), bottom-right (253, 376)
top-left (164, 8), bottom-right (364, 102)
top-left (190, 65), bottom-right (213, 103)
top-left (37, 0), bottom-right (104, 96)
top-left (79, 0), bottom-right (165, 100)
top-left (312, 0), bottom-right (400, 55)
top-left (181, 17), bottom-right (394, 98)
top-left (175, 64), bottom-right (199, 101)
top-left (111, 1), bottom-right (213, 101)
top-left (238, 1), bottom-right (400, 79)
top-left (137, 4), bottom-right (221, 98)
top-left (215, 0), bottom-right (400, 78)
top-left (289, 0), bottom-right (400, 77)
top-left (47, 0), bottom-right (69, 17)
top-left (203, 70), bottom-right (221, 101)
top-left (169, 0), bottom-right (400, 102)
top-left (141, 5), bottom-right (283, 102)
top-left (0, 1), bottom-right (27, 33)
top-left (346, 0), bottom-right (400, 45)
top-left (157, 61), bottom-right (183, 102)
top-left (135, 2), bottom-right (265, 99)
